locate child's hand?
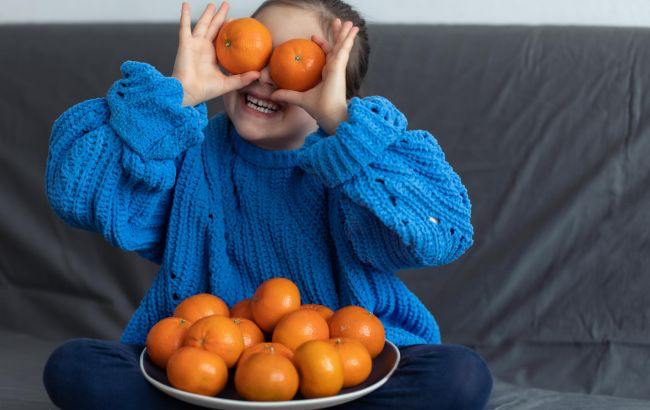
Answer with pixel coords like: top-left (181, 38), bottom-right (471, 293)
top-left (171, 2), bottom-right (260, 107)
top-left (270, 19), bottom-right (360, 135)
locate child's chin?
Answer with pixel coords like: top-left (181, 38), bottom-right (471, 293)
top-left (235, 122), bottom-right (272, 142)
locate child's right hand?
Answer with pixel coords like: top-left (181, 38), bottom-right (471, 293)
top-left (171, 1), bottom-right (260, 107)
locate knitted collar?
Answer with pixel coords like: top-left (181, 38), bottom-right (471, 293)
top-left (228, 118), bottom-right (306, 169)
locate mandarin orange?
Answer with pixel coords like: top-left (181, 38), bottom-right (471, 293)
top-left (183, 315), bottom-right (244, 368)
top-left (237, 342), bottom-right (295, 368)
top-left (234, 352), bottom-right (299, 401)
top-left (145, 317), bottom-right (192, 369)
top-left (173, 293), bottom-right (229, 323)
top-left (272, 308), bottom-right (329, 352)
top-left (269, 38), bottom-right (326, 92)
top-left (329, 306), bottom-right (385, 358)
top-left (232, 317), bottom-right (265, 349)
top-left (301, 304), bottom-right (334, 322)
top-left (215, 17), bottom-right (273, 74)
top-left (166, 346), bottom-right (228, 396)
top-left (328, 337), bottom-right (372, 387)
top-left (231, 298), bottom-right (253, 320)
top-left (293, 340), bottom-right (344, 398)
top-left (250, 277), bottom-right (301, 333)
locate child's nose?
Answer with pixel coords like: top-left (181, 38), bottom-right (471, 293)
top-left (258, 64), bottom-right (275, 87)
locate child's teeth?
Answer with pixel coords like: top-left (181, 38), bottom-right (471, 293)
top-left (247, 101), bottom-right (273, 114)
top-left (246, 94), bottom-right (279, 111)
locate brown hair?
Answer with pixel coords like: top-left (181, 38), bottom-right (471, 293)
top-left (251, 0), bottom-right (370, 99)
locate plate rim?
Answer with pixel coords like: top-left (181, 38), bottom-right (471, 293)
top-left (140, 340), bottom-right (401, 407)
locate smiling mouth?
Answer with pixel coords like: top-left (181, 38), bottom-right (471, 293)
top-left (243, 93), bottom-right (281, 114)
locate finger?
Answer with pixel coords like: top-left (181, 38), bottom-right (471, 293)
top-left (269, 89), bottom-right (304, 106)
top-left (334, 27), bottom-right (358, 68)
top-left (326, 26), bottom-right (357, 75)
top-left (311, 34), bottom-right (331, 54)
top-left (339, 22), bottom-right (355, 46)
top-left (193, 2), bottom-right (217, 37)
top-left (339, 27), bottom-right (359, 56)
top-left (179, 2), bottom-right (192, 40)
top-left (330, 18), bottom-right (342, 44)
top-left (206, 2), bottom-right (229, 40)
top-left (334, 21), bottom-right (354, 51)
top-left (221, 71), bottom-right (261, 93)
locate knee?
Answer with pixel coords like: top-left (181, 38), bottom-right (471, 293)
top-left (43, 338), bottom-right (95, 406)
top-left (43, 338), bottom-right (87, 387)
top-left (443, 344), bottom-right (493, 410)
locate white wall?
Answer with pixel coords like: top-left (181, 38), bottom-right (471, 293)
top-left (1, 0), bottom-right (649, 26)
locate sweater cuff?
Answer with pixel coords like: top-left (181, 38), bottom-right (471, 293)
top-left (107, 60), bottom-right (208, 160)
top-left (297, 95), bottom-right (408, 188)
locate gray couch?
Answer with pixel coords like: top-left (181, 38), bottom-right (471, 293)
top-left (1, 22), bottom-right (649, 409)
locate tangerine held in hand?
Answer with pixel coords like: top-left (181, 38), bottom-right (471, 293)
top-left (166, 346), bottom-right (228, 396)
top-left (215, 17), bottom-right (273, 74)
top-left (293, 340), bottom-right (344, 398)
top-left (269, 38), bottom-right (326, 91)
top-left (234, 352), bottom-right (299, 401)
top-left (237, 342), bottom-right (295, 368)
top-left (328, 337), bottom-right (372, 387)
top-left (250, 277), bottom-right (301, 333)
top-left (173, 293), bottom-right (229, 323)
top-left (329, 305), bottom-right (386, 358)
top-left (183, 315), bottom-right (244, 368)
top-left (272, 308), bottom-right (329, 352)
top-left (145, 317), bottom-right (192, 369)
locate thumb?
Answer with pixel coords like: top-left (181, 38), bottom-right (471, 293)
top-left (220, 71), bottom-right (261, 94)
top-left (270, 89), bottom-right (304, 107)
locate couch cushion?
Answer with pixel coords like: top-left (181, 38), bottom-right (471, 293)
top-left (488, 379), bottom-right (650, 409)
top-left (0, 330), bottom-right (61, 409)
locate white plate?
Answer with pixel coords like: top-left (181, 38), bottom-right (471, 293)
top-left (140, 341), bottom-right (400, 409)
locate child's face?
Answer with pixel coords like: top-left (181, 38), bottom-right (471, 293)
top-left (222, 5), bottom-right (329, 150)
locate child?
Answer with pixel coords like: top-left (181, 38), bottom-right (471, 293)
top-left (42, 1), bottom-right (493, 409)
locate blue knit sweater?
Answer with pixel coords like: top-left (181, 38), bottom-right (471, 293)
top-left (45, 60), bottom-right (474, 347)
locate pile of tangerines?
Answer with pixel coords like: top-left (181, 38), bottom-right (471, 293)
top-left (146, 277), bottom-right (385, 401)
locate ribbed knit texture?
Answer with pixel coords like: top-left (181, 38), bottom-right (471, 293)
top-left (45, 60), bottom-right (474, 347)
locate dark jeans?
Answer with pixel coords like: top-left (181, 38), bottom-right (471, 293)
top-left (43, 338), bottom-right (493, 409)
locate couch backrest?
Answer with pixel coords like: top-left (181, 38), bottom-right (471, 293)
top-left (1, 23), bottom-right (649, 398)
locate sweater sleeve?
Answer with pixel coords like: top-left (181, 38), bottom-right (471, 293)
top-left (44, 60), bottom-right (208, 264)
top-left (297, 95), bottom-right (474, 271)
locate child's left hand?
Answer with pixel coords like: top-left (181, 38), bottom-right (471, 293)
top-left (269, 19), bottom-right (360, 136)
